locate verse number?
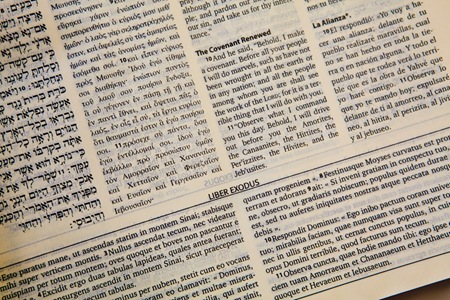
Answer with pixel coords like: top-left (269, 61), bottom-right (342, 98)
top-left (323, 26), bottom-right (337, 34)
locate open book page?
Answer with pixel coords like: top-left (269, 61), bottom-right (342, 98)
top-left (0, 0), bottom-right (449, 299)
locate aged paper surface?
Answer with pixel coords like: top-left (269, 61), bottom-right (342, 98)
top-left (0, 0), bottom-right (449, 299)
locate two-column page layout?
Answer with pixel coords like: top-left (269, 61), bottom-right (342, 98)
top-left (1, 0), bottom-right (449, 299)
